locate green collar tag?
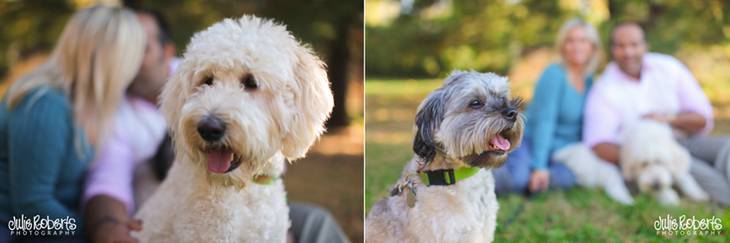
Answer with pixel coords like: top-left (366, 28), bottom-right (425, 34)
top-left (419, 167), bottom-right (481, 186)
top-left (253, 175), bottom-right (278, 185)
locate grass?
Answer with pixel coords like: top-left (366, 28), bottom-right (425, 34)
top-left (365, 79), bottom-right (730, 242)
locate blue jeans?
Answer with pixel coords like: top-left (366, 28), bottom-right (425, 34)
top-left (492, 143), bottom-right (576, 195)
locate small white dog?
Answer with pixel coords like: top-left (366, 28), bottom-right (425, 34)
top-left (366, 72), bottom-right (524, 243)
top-left (619, 120), bottom-right (708, 206)
top-left (553, 143), bottom-right (635, 205)
top-left (134, 16), bottom-right (333, 242)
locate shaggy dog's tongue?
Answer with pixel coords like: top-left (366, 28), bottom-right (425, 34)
top-left (207, 149), bottom-right (234, 173)
top-left (489, 135), bottom-right (511, 151)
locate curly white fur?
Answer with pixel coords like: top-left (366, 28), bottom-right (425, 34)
top-left (133, 15), bottom-right (333, 242)
top-left (620, 120), bottom-right (708, 206)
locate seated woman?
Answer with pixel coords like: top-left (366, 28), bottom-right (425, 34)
top-left (493, 18), bottom-right (601, 194)
top-left (0, 6), bottom-right (145, 242)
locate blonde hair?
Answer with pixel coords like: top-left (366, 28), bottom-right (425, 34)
top-left (555, 18), bottom-right (602, 76)
top-left (5, 5), bottom-right (145, 148)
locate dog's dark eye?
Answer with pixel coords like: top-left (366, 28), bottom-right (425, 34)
top-left (202, 76), bottom-right (214, 86)
top-left (241, 74), bottom-right (257, 90)
top-left (469, 99), bottom-right (484, 109)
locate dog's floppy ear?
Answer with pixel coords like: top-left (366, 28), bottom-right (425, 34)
top-left (281, 44), bottom-right (334, 160)
top-left (159, 61), bottom-right (194, 137)
top-left (413, 92), bottom-right (445, 163)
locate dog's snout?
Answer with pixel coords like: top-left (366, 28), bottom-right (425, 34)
top-left (197, 115), bottom-right (226, 142)
top-left (502, 108), bottom-right (517, 122)
top-left (651, 182), bottom-right (661, 191)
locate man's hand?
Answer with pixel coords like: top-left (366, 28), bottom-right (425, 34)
top-left (528, 170), bottom-right (550, 192)
top-left (92, 219), bottom-right (142, 243)
top-left (85, 195), bottom-right (138, 243)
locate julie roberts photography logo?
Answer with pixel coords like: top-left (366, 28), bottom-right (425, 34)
top-left (654, 214), bottom-right (723, 237)
top-left (6, 214), bottom-right (77, 237)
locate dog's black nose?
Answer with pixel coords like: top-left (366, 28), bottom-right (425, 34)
top-left (502, 108), bottom-right (517, 122)
top-left (651, 182), bottom-right (661, 191)
top-left (197, 115), bottom-right (226, 142)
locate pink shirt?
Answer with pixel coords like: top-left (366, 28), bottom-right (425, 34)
top-left (82, 96), bottom-right (167, 212)
top-left (583, 53), bottom-right (713, 147)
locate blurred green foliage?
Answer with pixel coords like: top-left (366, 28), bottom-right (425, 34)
top-left (366, 0), bottom-right (730, 77)
top-left (0, 0), bottom-right (363, 83)
top-left (0, 0), bottom-right (363, 127)
top-left (0, 0), bottom-right (73, 77)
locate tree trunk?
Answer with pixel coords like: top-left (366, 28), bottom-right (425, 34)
top-left (326, 21), bottom-right (351, 129)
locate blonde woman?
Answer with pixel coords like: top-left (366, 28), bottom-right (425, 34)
top-left (493, 18), bottom-right (601, 194)
top-left (0, 5), bottom-right (145, 240)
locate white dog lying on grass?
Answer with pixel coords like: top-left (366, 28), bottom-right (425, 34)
top-left (619, 120), bottom-right (708, 205)
top-left (555, 120), bottom-right (709, 206)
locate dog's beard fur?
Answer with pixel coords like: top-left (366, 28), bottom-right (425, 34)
top-left (414, 71), bottom-right (524, 170)
top-left (177, 82), bottom-right (286, 188)
top-left (438, 104), bottom-right (524, 167)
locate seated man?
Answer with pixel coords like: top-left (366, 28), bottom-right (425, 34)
top-left (584, 21), bottom-right (730, 206)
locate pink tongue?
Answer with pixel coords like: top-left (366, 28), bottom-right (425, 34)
top-left (207, 149), bottom-right (234, 174)
top-left (490, 135), bottom-right (511, 151)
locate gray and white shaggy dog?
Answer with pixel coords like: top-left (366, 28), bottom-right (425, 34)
top-left (366, 71), bottom-right (524, 243)
top-left (134, 16), bottom-right (333, 242)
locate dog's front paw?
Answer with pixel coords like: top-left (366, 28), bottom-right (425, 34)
top-left (656, 189), bottom-right (680, 206)
top-left (677, 175), bottom-right (710, 202)
top-left (686, 188), bottom-right (710, 202)
top-left (604, 183), bottom-right (634, 205)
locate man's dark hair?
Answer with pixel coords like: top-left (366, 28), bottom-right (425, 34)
top-left (123, 1), bottom-right (172, 46)
top-left (609, 20), bottom-right (645, 47)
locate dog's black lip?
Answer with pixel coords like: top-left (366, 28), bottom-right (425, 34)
top-left (464, 150), bottom-right (504, 164)
top-left (472, 150), bottom-right (506, 160)
top-left (485, 150), bottom-right (506, 156)
top-left (225, 156), bottom-right (242, 173)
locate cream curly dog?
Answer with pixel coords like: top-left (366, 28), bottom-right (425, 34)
top-left (134, 16), bottom-right (333, 242)
top-left (366, 72), bottom-right (524, 243)
top-left (553, 120), bottom-right (710, 206)
top-left (620, 120), bottom-right (708, 206)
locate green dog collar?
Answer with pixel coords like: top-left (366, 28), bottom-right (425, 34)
top-left (418, 167), bottom-right (481, 186)
top-left (253, 175), bottom-right (278, 185)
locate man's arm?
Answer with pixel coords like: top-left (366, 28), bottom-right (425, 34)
top-left (673, 58), bottom-right (713, 134)
top-left (670, 111), bottom-right (706, 134)
top-left (84, 195), bottom-right (140, 243)
top-left (82, 119), bottom-right (139, 242)
top-left (592, 143), bottom-right (621, 165)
